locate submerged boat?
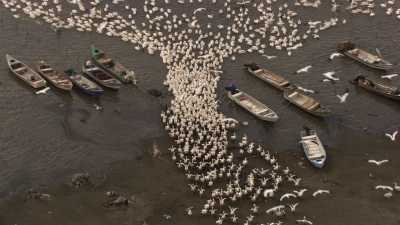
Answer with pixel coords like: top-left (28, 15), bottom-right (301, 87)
top-left (244, 63), bottom-right (292, 91)
top-left (64, 69), bottom-right (104, 96)
top-left (300, 126), bottom-right (327, 168)
top-left (90, 45), bottom-right (136, 84)
top-left (337, 41), bottom-right (393, 70)
top-left (6, 54), bottom-right (47, 89)
top-left (351, 75), bottom-right (400, 100)
top-left (82, 60), bottom-right (122, 90)
top-left (35, 60), bottom-right (73, 91)
top-left (225, 84), bottom-right (279, 122)
top-left (283, 87), bottom-right (330, 117)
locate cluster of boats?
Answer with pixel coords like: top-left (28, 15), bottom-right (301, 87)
top-left (6, 46), bottom-right (136, 96)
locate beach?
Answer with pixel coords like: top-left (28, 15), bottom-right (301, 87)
top-left (0, 1), bottom-right (400, 225)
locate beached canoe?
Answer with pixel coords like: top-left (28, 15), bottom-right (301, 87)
top-left (225, 84), bottom-right (279, 122)
top-left (35, 60), bottom-right (73, 91)
top-left (245, 63), bottom-right (292, 91)
top-left (64, 69), bottom-right (104, 96)
top-left (337, 41), bottom-right (393, 70)
top-left (300, 127), bottom-right (326, 168)
top-left (90, 45), bottom-right (136, 84)
top-left (283, 87), bottom-right (330, 117)
top-left (351, 75), bottom-right (400, 100)
top-left (82, 60), bottom-right (122, 90)
top-left (6, 54), bottom-right (47, 89)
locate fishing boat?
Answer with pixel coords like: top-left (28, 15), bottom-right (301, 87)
top-left (64, 69), bottom-right (104, 96)
top-left (300, 126), bottom-right (327, 168)
top-left (337, 41), bottom-right (393, 70)
top-left (351, 75), bottom-right (400, 100)
top-left (6, 54), bottom-right (47, 89)
top-left (35, 60), bottom-right (73, 91)
top-left (283, 87), bottom-right (330, 117)
top-left (225, 84), bottom-right (279, 122)
top-left (244, 63), bottom-right (292, 91)
top-left (82, 60), bottom-right (122, 90)
top-left (90, 45), bottom-right (136, 84)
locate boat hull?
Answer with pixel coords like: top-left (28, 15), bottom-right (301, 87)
top-left (283, 89), bottom-right (330, 117)
top-left (6, 55), bottom-right (47, 89)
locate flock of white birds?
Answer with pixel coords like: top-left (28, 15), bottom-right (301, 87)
top-left (2, 0), bottom-right (400, 224)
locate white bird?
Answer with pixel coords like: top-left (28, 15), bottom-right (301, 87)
top-left (262, 55), bottom-right (277, 60)
top-left (296, 216), bottom-right (313, 225)
top-left (381, 74), bottom-right (399, 80)
top-left (265, 205), bottom-right (285, 214)
top-left (322, 71), bottom-right (340, 81)
top-left (375, 185), bottom-right (394, 192)
top-left (35, 87), bottom-right (51, 95)
top-left (193, 8), bottom-right (206, 14)
top-left (296, 65), bottom-right (312, 74)
top-left (288, 202), bottom-right (299, 212)
top-left (384, 192), bottom-right (393, 198)
top-left (393, 183), bottom-right (400, 192)
top-left (329, 52), bottom-right (343, 60)
top-left (280, 193), bottom-right (297, 201)
top-left (336, 89), bottom-right (349, 103)
top-left (297, 86), bottom-right (315, 94)
top-left (93, 104), bottom-right (103, 111)
top-left (385, 130), bottom-right (398, 141)
top-left (312, 189), bottom-right (330, 197)
top-left (368, 159), bottom-right (389, 166)
top-left (293, 189), bottom-right (308, 197)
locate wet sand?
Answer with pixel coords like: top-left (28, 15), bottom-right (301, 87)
top-left (0, 2), bottom-right (400, 225)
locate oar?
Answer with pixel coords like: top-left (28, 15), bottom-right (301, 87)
top-left (375, 48), bottom-right (383, 58)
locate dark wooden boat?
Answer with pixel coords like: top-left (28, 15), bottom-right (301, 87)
top-left (64, 69), bottom-right (104, 96)
top-left (244, 63), bottom-right (292, 91)
top-left (337, 41), bottom-right (393, 70)
top-left (6, 54), bottom-right (47, 89)
top-left (82, 60), bottom-right (122, 90)
top-left (300, 126), bottom-right (326, 168)
top-left (351, 75), bottom-right (400, 100)
top-left (35, 60), bottom-right (73, 91)
top-left (90, 45), bottom-right (136, 84)
top-left (225, 84), bottom-right (279, 122)
top-left (283, 87), bottom-right (330, 117)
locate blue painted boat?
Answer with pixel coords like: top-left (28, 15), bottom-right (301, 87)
top-left (64, 69), bottom-right (104, 96)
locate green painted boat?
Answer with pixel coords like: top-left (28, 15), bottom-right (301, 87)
top-left (90, 45), bottom-right (136, 84)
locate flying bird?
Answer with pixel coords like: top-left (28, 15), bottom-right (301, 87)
top-left (35, 87), bottom-right (51, 95)
top-left (262, 54), bottom-right (277, 60)
top-left (375, 185), bottom-right (394, 192)
top-left (368, 159), bottom-right (389, 166)
top-left (381, 74), bottom-right (399, 80)
top-left (297, 86), bottom-right (315, 94)
top-left (265, 205), bottom-right (285, 214)
top-left (312, 189), bottom-right (330, 197)
top-left (293, 189), bottom-right (308, 197)
top-left (336, 88), bottom-right (349, 103)
top-left (385, 130), bottom-right (398, 141)
top-left (322, 71), bottom-right (340, 81)
top-left (193, 8), bottom-right (206, 14)
top-left (288, 203), bottom-right (299, 212)
top-left (329, 52), bottom-right (343, 60)
top-left (296, 216), bottom-right (313, 225)
top-left (280, 193), bottom-right (297, 201)
top-left (296, 65), bottom-right (312, 74)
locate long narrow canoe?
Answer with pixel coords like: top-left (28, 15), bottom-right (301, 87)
top-left (90, 45), bottom-right (136, 84)
top-left (35, 60), bottom-right (73, 91)
top-left (82, 60), bottom-right (122, 90)
top-left (337, 41), bottom-right (393, 70)
top-left (300, 127), bottom-right (326, 168)
top-left (226, 85), bottom-right (279, 122)
top-left (6, 54), bottom-right (47, 89)
top-left (283, 87), bottom-right (330, 117)
top-left (64, 69), bottom-right (104, 96)
top-left (245, 63), bottom-right (292, 91)
top-left (351, 75), bottom-right (400, 100)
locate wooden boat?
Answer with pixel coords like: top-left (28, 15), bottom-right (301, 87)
top-left (64, 69), bottom-right (104, 96)
top-left (300, 127), bottom-right (327, 168)
top-left (245, 63), bottom-right (292, 91)
top-left (82, 60), bottom-right (122, 90)
top-left (90, 45), bottom-right (136, 84)
top-left (6, 54), bottom-right (47, 89)
top-left (225, 85), bottom-right (279, 122)
top-left (337, 41), bottom-right (393, 70)
top-left (351, 75), bottom-right (400, 100)
top-left (35, 60), bottom-right (73, 91)
top-left (283, 87), bottom-right (330, 117)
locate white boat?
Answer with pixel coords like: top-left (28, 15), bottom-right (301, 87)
top-left (226, 85), bottom-right (279, 122)
top-left (300, 127), bottom-right (326, 168)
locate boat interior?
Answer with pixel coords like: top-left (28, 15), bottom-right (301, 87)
top-left (288, 91), bottom-right (320, 110)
